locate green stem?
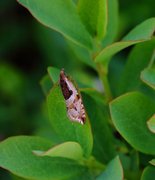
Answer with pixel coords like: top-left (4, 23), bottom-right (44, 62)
top-left (92, 39), bottom-right (112, 102)
top-left (80, 156), bottom-right (105, 177)
top-left (97, 63), bottom-right (113, 102)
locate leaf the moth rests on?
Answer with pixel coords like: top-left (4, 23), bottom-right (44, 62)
top-left (47, 84), bottom-right (93, 157)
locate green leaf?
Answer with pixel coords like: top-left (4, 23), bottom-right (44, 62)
top-left (123, 18), bottom-right (155, 41)
top-left (82, 89), bottom-right (116, 163)
top-left (47, 84), bottom-right (93, 157)
top-left (96, 156), bottom-right (123, 180)
top-left (141, 67), bottom-right (155, 90)
top-left (47, 66), bottom-right (60, 84)
top-left (119, 39), bottom-right (155, 94)
top-left (95, 18), bottom-right (155, 63)
top-left (34, 141), bottom-right (83, 161)
top-left (36, 24), bottom-right (76, 69)
top-left (110, 92), bottom-right (155, 155)
top-left (147, 114), bottom-right (155, 134)
top-left (11, 174), bottom-right (25, 180)
top-left (78, 0), bottom-right (107, 40)
top-left (150, 159), bottom-right (155, 166)
top-left (40, 74), bottom-right (53, 95)
top-left (67, 41), bottom-right (96, 69)
top-left (0, 136), bottom-right (88, 180)
top-left (81, 88), bottom-right (106, 103)
top-left (74, 73), bottom-right (96, 89)
top-left (17, 0), bottom-right (93, 49)
top-left (141, 166), bottom-right (155, 180)
top-left (101, 0), bottom-right (118, 47)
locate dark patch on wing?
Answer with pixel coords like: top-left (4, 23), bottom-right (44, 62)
top-left (60, 78), bottom-right (73, 100)
top-left (81, 116), bottom-right (86, 124)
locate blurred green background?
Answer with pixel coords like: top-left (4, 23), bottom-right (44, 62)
top-left (0, 0), bottom-right (155, 179)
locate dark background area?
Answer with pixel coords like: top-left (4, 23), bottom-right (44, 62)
top-left (0, 0), bottom-right (155, 179)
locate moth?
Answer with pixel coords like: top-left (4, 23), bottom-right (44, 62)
top-left (59, 69), bottom-right (86, 124)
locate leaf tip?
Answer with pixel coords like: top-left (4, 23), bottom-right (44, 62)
top-left (147, 114), bottom-right (155, 134)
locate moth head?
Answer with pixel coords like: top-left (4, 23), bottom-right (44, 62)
top-left (60, 69), bottom-right (65, 80)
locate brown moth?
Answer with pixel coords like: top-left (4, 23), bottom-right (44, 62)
top-left (59, 69), bottom-right (86, 124)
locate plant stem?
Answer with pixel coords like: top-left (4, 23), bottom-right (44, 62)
top-left (80, 156), bottom-right (105, 177)
top-left (97, 63), bottom-right (113, 102)
top-left (92, 40), bottom-right (112, 102)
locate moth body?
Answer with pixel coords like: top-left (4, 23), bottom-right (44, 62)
top-left (60, 70), bottom-right (86, 124)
